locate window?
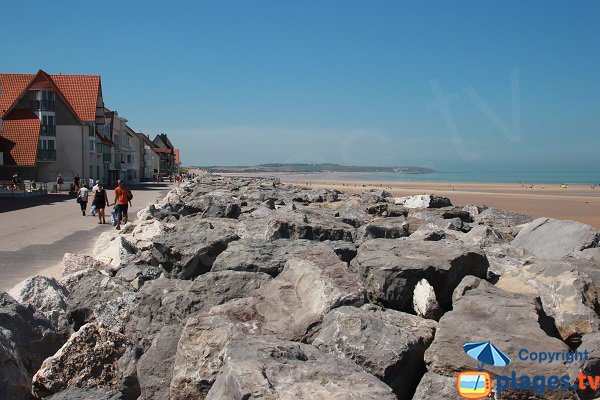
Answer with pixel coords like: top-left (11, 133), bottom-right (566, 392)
top-left (41, 91), bottom-right (55, 101)
top-left (42, 115), bottom-right (55, 126)
top-left (127, 154), bottom-right (133, 164)
top-left (89, 126), bottom-right (95, 137)
top-left (89, 139), bottom-right (95, 152)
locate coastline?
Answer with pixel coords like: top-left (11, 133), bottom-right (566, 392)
top-left (218, 172), bottom-right (600, 229)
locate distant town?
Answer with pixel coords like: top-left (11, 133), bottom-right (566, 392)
top-left (201, 163), bottom-right (437, 174)
top-left (0, 70), bottom-right (181, 189)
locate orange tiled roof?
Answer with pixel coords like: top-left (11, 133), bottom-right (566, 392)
top-left (51, 74), bottom-right (100, 122)
top-left (0, 74), bottom-right (34, 117)
top-left (0, 109), bottom-right (40, 166)
top-left (0, 71), bottom-right (101, 122)
top-left (152, 147), bottom-right (174, 153)
top-left (174, 148), bottom-right (180, 165)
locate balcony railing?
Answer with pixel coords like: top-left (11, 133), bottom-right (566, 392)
top-left (37, 149), bottom-right (56, 161)
top-left (30, 100), bottom-right (56, 111)
top-left (103, 152), bottom-right (112, 163)
top-left (40, 125), bottom-right (56, 136)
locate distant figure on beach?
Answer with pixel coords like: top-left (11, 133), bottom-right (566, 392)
top-left (77, 185), bottom-right (89, 216)
top-left (93, 183), bottom-right (110, 224)
top-left (56, 174), bottom-right (64, 192)
top-left (113, 181), bottom-right (132, 230)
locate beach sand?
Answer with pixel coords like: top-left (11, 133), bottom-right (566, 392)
top-left (220, 172), bottom-right (600, 229)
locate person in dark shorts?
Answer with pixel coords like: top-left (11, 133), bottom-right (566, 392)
top-left (113, 181), bottom-right (132, 230)
top-left (77, 184), bottom-right (89, 216)
top-left (93, 183), bottom-right (110, 224)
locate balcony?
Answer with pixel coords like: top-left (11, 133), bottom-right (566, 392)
top-left (37, 149), bottom-right (56, 161)
top-left (40, 125), bottom-right (56, 136)
top-left (103, 152), bottom-right (112, 163)
top-left (30, 100), bottom-right (56, 112)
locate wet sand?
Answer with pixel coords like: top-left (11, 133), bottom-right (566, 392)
top-left (222, 172), bottom-right (600, 229)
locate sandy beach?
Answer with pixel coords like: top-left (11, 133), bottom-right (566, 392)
top-left (219, 172), bottom-right (600, 229)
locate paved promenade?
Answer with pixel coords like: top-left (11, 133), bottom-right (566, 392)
top-left (0, 183), bottom-right (173, 291)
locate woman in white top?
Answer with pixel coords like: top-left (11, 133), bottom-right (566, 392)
top-left (77, 185), bottom-right (89, 216)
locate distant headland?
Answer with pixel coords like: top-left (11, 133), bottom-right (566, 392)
top-left (196, 163), bottom-right (437, 174)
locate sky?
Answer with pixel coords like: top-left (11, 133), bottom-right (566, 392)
top-left (1, 1), bottom-right (599, 172)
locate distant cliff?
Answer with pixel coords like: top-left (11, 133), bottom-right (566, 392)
top-left (199, 163), bottom-right (437, 174)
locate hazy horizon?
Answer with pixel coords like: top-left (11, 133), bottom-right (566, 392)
top-left (2, 1), bottom-right (599, 174)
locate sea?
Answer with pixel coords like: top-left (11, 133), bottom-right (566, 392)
top-left (342, 171), bottom-right (600, 185)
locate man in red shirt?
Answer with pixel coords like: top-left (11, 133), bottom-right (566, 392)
top-left (113, 181), bottom-right (132, 230)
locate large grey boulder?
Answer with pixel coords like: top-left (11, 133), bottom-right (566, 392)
top-left (205, 335), bottom-right (397, 400)
top-left (263, 208), bottom-right (355, 242)
top-left (61, 269), bottom-right (132, 331)
top-left (8, 275), bottom-right (69, 333)
top-left (394, 194), bottom-right (452, 208)
top-left (152, 217), bottom-right (239, 279)
top-left (124, 271), bottom-right (270, 348)
top-left (413, 371), bottom-right (458, 400)
top-left (60, 253), bottom-right (114, 277)
top-left (293, 188), bottom-right (340, 203)
top-left (0, 292), bottom-right (63, 400)
top-left (473, 207), bottom-right (533, 229)
top-left (497, 259), bottom-right (600, 345)
top-left (136, 325), bottom-right (181, 400)
top-left (170, 246), bottom-right (365, 398)
top-left (45, 387), bottom-right (124, 400)
top-left (350, 239), bottom-right (488, 311)
top-left (179, 191), bottom-right (242, 218)
top-left (355, 217), bottom-right (410, 242)
top-left (31, 322), bottom-right (130, 399)
top-left (425, 278), bottom-right (575, 399)
top-left (513, 217), bottom-right (600, 259)
top-left (312, 304), bottom-right (437, 397)
top-left (212, 239), bottom-right (356, 276)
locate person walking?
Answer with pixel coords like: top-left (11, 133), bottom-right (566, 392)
top-left (91, 180), bottom-right (100, 216)
top-left (77, 184), bottom-right (89, 216)
top-left (93, 183), bottom-right (110, 224)
top-left (73, 174), bottom-right (80, 190)
top-left (113, 181), bottom-right (132, 230)
top-left (56, 174), bottom-right (64, 193)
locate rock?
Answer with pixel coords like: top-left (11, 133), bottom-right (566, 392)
top-left (425, 279), bottom-right (575, 399)
top-left (512, 217), bottom-right (600, 259)
top-left (60, 253), bottom-right (113, 276)
top-left (359, 189), bottom-right (392, 204)
top-left (451, 275), bottom-right (484, 303)
top-left (474, 207), bottom-right (533, 229)
top-left (31, 322), bottom-right (129, 398)
top-left (569, 332), bottom-right (600, 399)
top-left (264, 208), bottom-right (355, 242)
top-left (350, 239), bottom-right (488, 311)
top-left (212, 239), bottom-right (356, 277)
top-left (312, 304), bottom-right (437, 397)
top-left (413, 371), bottom-right (458, 400)
top-left (45, 387), bottom-right (124, 400)
top-left (114, 346), bottom-right (142, 400)
top-left (497, 259), bottom-right (600, 346)
top-left (407, 211), bottom-right (468, 233)
top-left (0, 292), bottom-right (63, 400)
top-left (179, 191), bottom-right (242, 218)
top-left (460, 224), bottom-right (508, 247)
top-left (8, 275), bottom-right (69, 333)
top-left (332, 199), bottom-right (372, 227)
top-left (412, 278), bottom-right (443, 320)
top-left (205, 335), bottom-right (397, 400)
top-left (61, 269), bottom-right (132, 331)
top-left (293, 188), bottom-right (340, 203)
top-left (136, 325), bottom-right (181, 400)
top-left (409, 227), bottom-right (452, 241)
top-left (355, 217), bottom-right (410, 242)
top-left (124, 271), bottom-right (270, 348)
top-left (394, 194), bottom-right (452, 208)
top-left (152, 217), bottom-right (239, 279)
top-left (92, 233), bottom-right (138, 270)
top-left (574, 248), bottom-right (600, 263)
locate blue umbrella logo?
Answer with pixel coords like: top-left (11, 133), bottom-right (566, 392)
top-left (464, 341), bottom-right (511, 370)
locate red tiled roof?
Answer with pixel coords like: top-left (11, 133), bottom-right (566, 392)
top-left (0, 74), bottom-right (34, 117)
top-left (174, 148), bottom-right (180, 165)
top-left (0, 109), bottom-right (40, 166)
top-left (0, 71), bottom-right (101, 122)
top-left (50, 74), bottom-right (100, 122)
top-left (152, 147), bottom-right (174, 153)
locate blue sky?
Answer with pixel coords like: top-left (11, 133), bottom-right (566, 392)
top-left (1, 1), bottom-right (599, 172)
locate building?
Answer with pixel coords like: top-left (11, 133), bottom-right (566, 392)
top-left (0, 70), bottom-right (110, 184)
top-left (136, 133), bottom-right (160, 181)
top-left (152, 133), bottom-right (179, 177)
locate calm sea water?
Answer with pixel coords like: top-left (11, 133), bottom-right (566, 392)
top-left (345, 171), bottom-right (600, 185)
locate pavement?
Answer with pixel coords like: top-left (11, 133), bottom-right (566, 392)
top-left (0, 183), bottom-right (173, 291)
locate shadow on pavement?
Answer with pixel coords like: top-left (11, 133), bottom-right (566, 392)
top-left (0, 194), bottom-right (75, 213)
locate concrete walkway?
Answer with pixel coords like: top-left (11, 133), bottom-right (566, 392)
top-left (0, 183), bottom-right (173, 291)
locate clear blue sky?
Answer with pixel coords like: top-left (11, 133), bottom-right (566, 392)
top-left (1, 1), bottom-right (599, 172)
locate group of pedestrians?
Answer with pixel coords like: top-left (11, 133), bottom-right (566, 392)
top-left (76, 180), bottom-right (132, 230)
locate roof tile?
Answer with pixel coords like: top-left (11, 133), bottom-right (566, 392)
top-left (50, 74), bottom-right (100, 122)
top-left (0, 109), bottom-right (40, 166)
top-left (0, 74), bottom-right (34, 117)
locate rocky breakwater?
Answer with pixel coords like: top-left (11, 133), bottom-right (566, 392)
top-left (1, 174), bottom-right (600, 399)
